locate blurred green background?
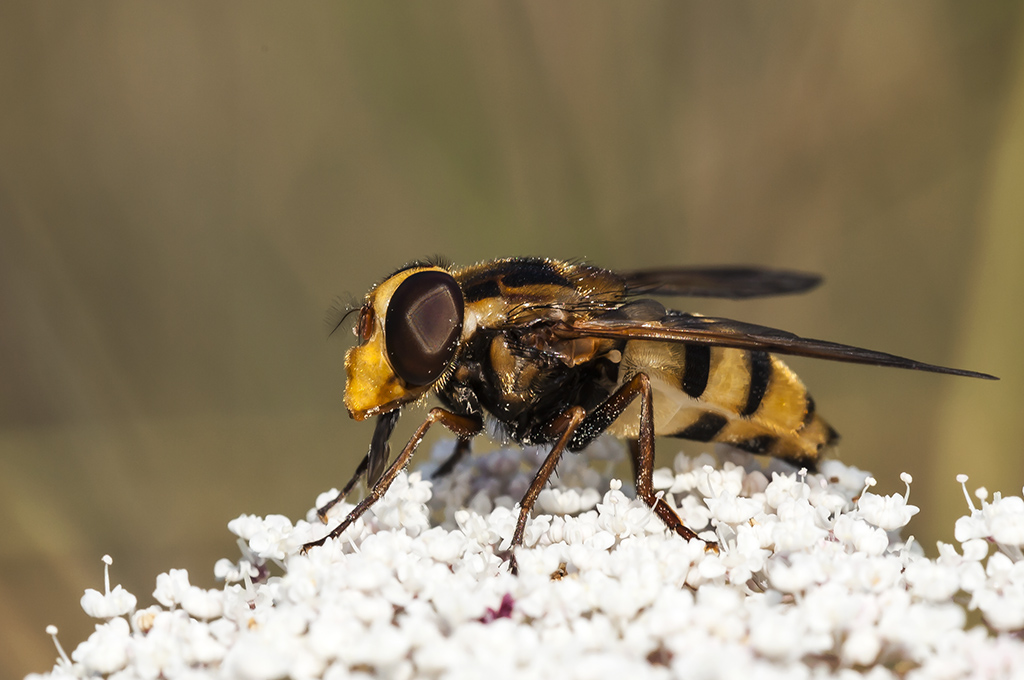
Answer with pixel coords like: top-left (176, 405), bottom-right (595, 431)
top-left (2, 2), bottom-right (1023, 676)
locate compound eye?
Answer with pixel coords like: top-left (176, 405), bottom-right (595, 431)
top-left (385, 271), bottom-right (464, 386)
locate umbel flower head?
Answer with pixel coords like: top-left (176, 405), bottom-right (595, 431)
top-left (29, 441), bottom-right (1024, 679)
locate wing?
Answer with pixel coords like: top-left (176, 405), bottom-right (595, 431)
top-left (562, 311), bottom-right (998, 380)
top-left (620, 266), bottom-right (822, 299)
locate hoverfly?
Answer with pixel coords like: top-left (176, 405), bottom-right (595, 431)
top-left (304, 258), bottom-right (996, 565)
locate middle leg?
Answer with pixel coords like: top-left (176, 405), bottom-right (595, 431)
top-left (510, 373), bottom-right (716, 573)
top-left (578, 373), bottom-right (715, 548)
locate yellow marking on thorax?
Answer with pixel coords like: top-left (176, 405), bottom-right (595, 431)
top-left (463, 297), bottom-right (507, 339)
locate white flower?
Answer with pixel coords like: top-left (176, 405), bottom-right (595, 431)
top-left (80, 556), bottom-right (137, 619)
top-left (953, 474), bottom-right (993, 543)
top-left (80, 584), bottom-right (136, 620)
top-left (181, 586), bottom-right (224, 620)
top-left (153, 568), bottom-right (192, 608)
top-left (764, 471), bottom-right (808, 508)
top-left (704, 492), bottom-right (762, 525)
top-left (983, 551), bottom-right (1024, 589)
top-left (419, 526), bottom-right (469, 563)
top-left (832, 514), bottom-right (889, 556)
top-left (772, 498), bottom-right (828, 550)
top-left (214, 557), bottom-right (261, 583)
top-left (843, 555), bottom-right (903, 593)
top-left (857, 474), bottom-right (920, 530)
top-left (769, 552), bottom-right (826, 593)
top-left (222, 635), bottom-right (292, 680)
top-left (719, 524), bottom-right (771, 583)
top-left (985, 494), bottom-right (1024, 547)
top-left (954, 513), bottom-right (990, 543)
top-left (818, 459), bottom-right (872, 493)
top-left (182, 616), bottom-right (228, 665)
top-left (749, 608), bottom-right (813, 661)
top-left (71, 617), bottom-right (131, 674)
top-left (227, 514), bottom-right (271, 541)
top-left (678, 494), bottom-right (713, 534)
top-left (903, 559), bottom-right (961, 601)
top-left (454, 507), bottom-right (499, 546)
top-left (595, 483), bottom-right (653, 537)
top-left (695, 464), bottom-right (745, 500)
top-left (651, 467), bottom-right (676, 491)
top-left (43, 625), bottom-right (72, 670)
top-left (246, 514), bottom-right (297, 561)
top-left (538, 487), bottom-right (592, 515)
top-left (741, 468), bottom-right (770, 497)
top-left (973, 587), bottom-right (1024, 631)
top-left (961, 538), bottom-right (990, 562)
top-left (26, 448), bottom-right (1024, 679)
top-left (842, 628), bottom-right (882, 666)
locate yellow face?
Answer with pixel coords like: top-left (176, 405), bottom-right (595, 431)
top-left (343, 266), bottom-right (463, 420)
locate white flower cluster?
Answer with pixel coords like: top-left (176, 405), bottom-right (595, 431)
top-left (29, 442), bottom-right (1024, 680)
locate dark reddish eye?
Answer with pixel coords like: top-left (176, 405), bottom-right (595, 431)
top-left (356, 306), bottom-right (374, 344)
top-left (384, 271), bottom-right (464, 386)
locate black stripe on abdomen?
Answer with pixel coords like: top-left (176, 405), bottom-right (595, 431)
top-left (681, 344), bottom-right (711, 398)
top-left (733, 434), bottom-right (777, 454)
top-left (673, 411), bottom-right (729, 442)
top-left (797, 394), bottom-right (816, 432)
top-left (741, 351), bottom-right (772, 417)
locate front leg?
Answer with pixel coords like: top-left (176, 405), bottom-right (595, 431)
top-left (303, 408), bottom-right (482, 552)
top-left (510, 406), bottom-right (587, 573)
top-left (315, 410), bottom-right (400, 522)
top-left (315, 451), bottom-right (369, 523)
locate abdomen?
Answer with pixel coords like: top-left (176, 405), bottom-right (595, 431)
top-left (606, 340), bottom-right (838, 468)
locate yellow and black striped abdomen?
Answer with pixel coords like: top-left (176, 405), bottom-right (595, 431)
top-left (607, 340), bottom-right (838, 468)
